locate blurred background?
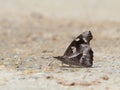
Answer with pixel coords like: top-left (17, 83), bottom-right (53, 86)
top-left (0, 0), bottom-right (120, 22)
top-left (0, 0), bottom-right (120, 37)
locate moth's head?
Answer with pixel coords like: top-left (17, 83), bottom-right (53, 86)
top-left (82, 31), bottom-right (93, 44)
top-left (80, 55), bottom-right (93, 67)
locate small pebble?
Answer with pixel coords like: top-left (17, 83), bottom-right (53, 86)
top-left (102, 75), bottom-right (109, 80)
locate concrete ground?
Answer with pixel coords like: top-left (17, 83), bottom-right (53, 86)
top-left (0, 0), bottom-right (120, 90)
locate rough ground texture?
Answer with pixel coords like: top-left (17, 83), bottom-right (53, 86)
top-left (0, 16), bottom-right (120, 90)
top-left (0, 0), bottom-right (120, 90)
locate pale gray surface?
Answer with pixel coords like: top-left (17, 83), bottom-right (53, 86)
top-left (0, 0), bottom-right (120, 22)
top-left (0, 0), bottom-right (120, 90)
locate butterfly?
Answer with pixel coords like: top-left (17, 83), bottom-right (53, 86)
top-left (54, 31), bottom-right (94, 67)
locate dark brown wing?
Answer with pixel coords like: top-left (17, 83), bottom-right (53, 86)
top-left (54, 53), bottom-right (82, 66)
top-left (63, 34), bottom-right (85, 56)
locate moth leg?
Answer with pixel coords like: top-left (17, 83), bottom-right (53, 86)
top-left (69, 64), bottom-right (72, 67)
top-left (68, 61), bottom-right (72, 67)
top-left (47, 60), bottom-right (55, 66)
top-left (61, 62), bottom-right (63, 66)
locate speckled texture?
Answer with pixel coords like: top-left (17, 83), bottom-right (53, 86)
top-left (0, 1), bottom-right (120, 89)
top-left (0, 15), bottom-right (120, 90)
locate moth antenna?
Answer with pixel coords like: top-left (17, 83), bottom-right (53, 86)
top-left (47, 59), bottom-right (56, 66)
top-left (53, 56), bottom-right (65, 66)
top-left (53, 56), bottom-right (64, 60)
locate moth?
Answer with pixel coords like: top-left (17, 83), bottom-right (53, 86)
top-left (54, 31), bottom-right (94, 67)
